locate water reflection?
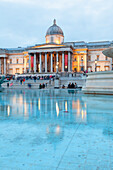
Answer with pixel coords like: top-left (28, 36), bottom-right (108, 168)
top-left (0, 90), bottom-right (87, 121)
top-left (0, 89), bottom-right (113, 130)
top-left (38, 98), bottom-right (40, 111)
top-left (56, 102), bottom-right (59, 117)
top-left (46, 124), bottom-right (64, 144)
top-left (7, 105), bottom-right (10, 116)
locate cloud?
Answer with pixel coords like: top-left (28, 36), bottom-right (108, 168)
top-left (0, 0), bottom-right (113, 47)
top-left (0, 0), bottom-right (75, 9)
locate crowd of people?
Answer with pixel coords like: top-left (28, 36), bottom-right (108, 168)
top-left (3, 74), bottom-right (79, 89)
top-left (62, 82), bottom-right (77, 89)
top-left (39, 83), bottom-right (48, 89)
top-left (16, 75), bottom-right (55, 81)
top-left (67, 82), bottom-right (77, 89)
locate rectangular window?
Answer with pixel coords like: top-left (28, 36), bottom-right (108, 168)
top-left (81, 56), bottom-right (83, 61)
top-left (16, 68), bottom-right (19, 73)
top-left (105, 66), bottom-right (109, 71)
top-left (97, 66), bottom-right (100, 71)
top-left (88, 56), bottom-right (91, 61)
top-left (17, 59), bottom-right (19, 64)
top-left (22, 68), bottom-right (24, 73)
top-left (97, 55), bottom-right (99, 61)
top-left (9, 68), bottom-right (13, 74)
top-left (105, 56), bottom-right (108, 60)
top-left (10, 59), bottom-right (12, 64)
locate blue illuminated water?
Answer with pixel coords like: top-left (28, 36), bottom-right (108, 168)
top-left (0, 89), bottom-right (113, 170)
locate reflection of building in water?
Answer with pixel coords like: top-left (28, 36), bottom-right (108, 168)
top-left (1, 89), bottom-right (113, 141)
top-left (0, 89), bottom-right (87, 123)
top-left (56, 102), bottom-right (59, 117)
top-left (7, 105), bottom-right (10, 116)
top-left (46, 124), bottom-right (64, 144)
top-left (0, 90), bottom-right (113, 143)
top-left (72, 99), bottom-right (87, 123)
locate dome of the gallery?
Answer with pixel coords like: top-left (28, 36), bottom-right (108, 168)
top-left (46, 19), bottom-right (64, 36)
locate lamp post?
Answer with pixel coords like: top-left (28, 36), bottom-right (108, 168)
top-left (95, 59), bottom-right (97, 72)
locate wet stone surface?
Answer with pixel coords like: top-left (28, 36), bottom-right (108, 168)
top-left (0, 89), bottom-right (113, 170)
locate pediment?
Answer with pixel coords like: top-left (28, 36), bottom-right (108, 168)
top-left (32, 43), bottom-right (65, 49)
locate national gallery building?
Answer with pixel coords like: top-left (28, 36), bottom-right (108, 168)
top-left (0, 19), bottom-right (113, 75)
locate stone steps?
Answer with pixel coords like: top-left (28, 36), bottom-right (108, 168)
top-left (1, 78), bottom-right (85, 89)
top-left (60, 79), bottom-right (86, 88)
top-left (2, 80), bottom-right (52, 89)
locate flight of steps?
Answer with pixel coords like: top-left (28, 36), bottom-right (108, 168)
top-left (1, 77), bottom-right (86, 89)
top-left (2, 80), bottom-right (53, 89)
top-left (60, 77), bottom-right (86, 88)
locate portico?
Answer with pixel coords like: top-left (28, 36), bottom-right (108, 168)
top-left (28, 45), bottom-right (73, 73)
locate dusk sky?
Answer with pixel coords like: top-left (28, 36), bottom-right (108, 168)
top-left (0, 0), bottom-right (113, 48)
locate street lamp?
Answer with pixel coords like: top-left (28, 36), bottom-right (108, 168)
top-left (95, 59), bottom-right (97, 72)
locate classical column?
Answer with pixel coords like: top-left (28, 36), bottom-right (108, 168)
top-left (62, 52), bottom-right (64, 72)
top-left (70, 53), bottom-right (72, 71)
top-left (39, 53), bottom-right (42, 73)
top-left (56, 52), bottom-right (59, 72)
top-left (0, 59), bottom-right (1, 74)
top-left (84, 54), bottom-right (87, 71)
top-left (110, 58), bottom-right (112, 71)
top-left (29, 54), bottom-right (31, 73)
top-left (34, 53), bottom-right (36, 73)
top-left (24, 57), bottom-right (27, 73)
top-left (51, 53), bottom-right (53, 72)
top-left (68, 51), bottom-right (71, 72)
top-left (56, 52), bottom-right (58, 63)
top-left (4, 58), bottom-right (6, 75)
top-left (45, 53), bottom-right (47, 72)
top-left (78, 55), bottom-right (80, 72)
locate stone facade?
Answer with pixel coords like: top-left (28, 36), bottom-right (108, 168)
top-left (0, 21), bottom-right (113, 75)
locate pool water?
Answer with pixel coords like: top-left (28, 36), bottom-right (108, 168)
top-left (0, 89), bottom-right (113, 170)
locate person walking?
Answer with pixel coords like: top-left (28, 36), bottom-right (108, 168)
top-left (23, 78), bottom-right (25, 85)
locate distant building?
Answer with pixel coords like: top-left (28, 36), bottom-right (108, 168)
top-left (0, 19), bottom-right (113, 75)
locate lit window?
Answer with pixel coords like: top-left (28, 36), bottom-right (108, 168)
top-left (10, 59), bottom-right (12, 64)
top-left (17, 59), bottom-right (19, 64)
top-left (105, 56), bottom-right (108, 60)
top-left (16, 68), bottom-right (19, 73)
top-left (81, 57), bottom-right (83, 61)
top-left (22, 68), bottom-right (24, 73)
top-left (97, 55), bottom-right (99, 61)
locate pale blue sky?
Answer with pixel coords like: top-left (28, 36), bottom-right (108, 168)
top-left (0, 0), bottom-right (113, 48)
